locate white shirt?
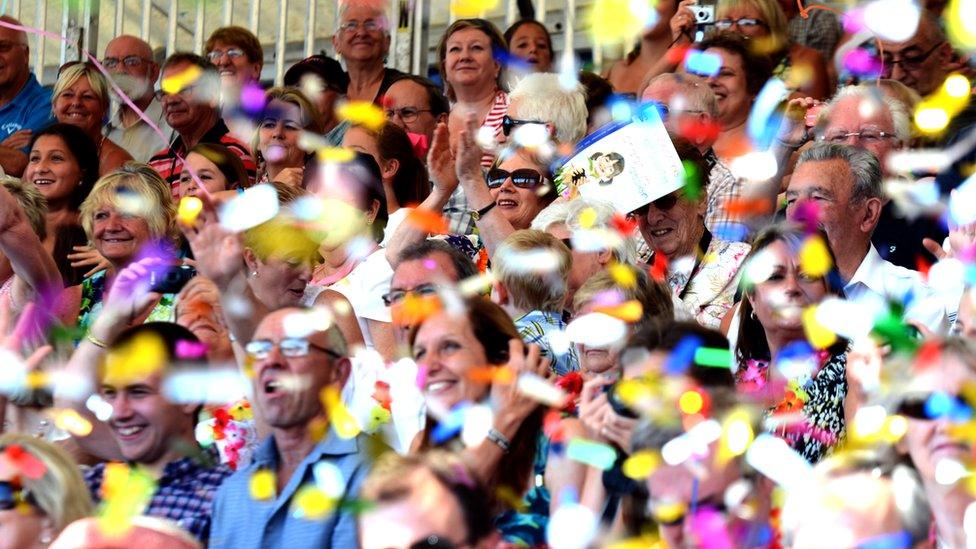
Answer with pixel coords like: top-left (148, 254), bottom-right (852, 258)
top-left (103, 97), bottom-right (175, 163)
top-left (844, 244), bottom-right (948, 334)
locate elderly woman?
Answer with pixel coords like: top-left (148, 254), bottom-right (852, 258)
top-left (437, 18), bottom-right (510, 166)
top-left (0, 434), bottom-right (94, 547)
top-left (504, 19), bottom-right (554, 73)
top-left (605, 0), bottom-right (679, 95)
top-left (733, 223), bottom-right (848, 463)
top-left (628, 138), bottom-right (749, 329)
top-left (53, 63), bottom-right (133, 175)
top-left (683, 33), bottom-right (775, 160)
top-left (205, 26), bottom-right (263, 90)
top-left (410, 297), bottom-right (586, 546)
top-left (251, 87), bottom-right (324, 187)
top-left (177, 142), bottom-right (250, 200)
top-left (333, 1), bottom-right (404, 103)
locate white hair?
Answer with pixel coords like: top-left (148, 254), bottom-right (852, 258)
top-left (644, 72), bottom-right (719, 118)
top-left (530, 197), bottom-right (637, 264)
top-left (822, 84), bottom-right (912, 144)
top-left (336, 0), bottom-right (391, 35)
top-left (508, 73), bottom-right (588, 146)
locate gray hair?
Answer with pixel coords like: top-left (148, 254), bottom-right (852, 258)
top-left (796, 143), bottom-right (883, 203)
top-left (530, 197), bottom-right (637, 264)
top-left (821, 84), bottom-right (912, 144)
top-left (643, 72), bottom-right (718, 118)
top-left (508, 73), bottom-right (588, 145)
top-left (336, 0), bottom-right (391, 37)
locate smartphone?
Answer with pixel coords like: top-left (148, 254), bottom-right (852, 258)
top-left (148, 265), bottom-right (196, 294)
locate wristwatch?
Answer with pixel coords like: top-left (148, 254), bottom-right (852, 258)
top-left (469, 201), bottom-right (497, 221)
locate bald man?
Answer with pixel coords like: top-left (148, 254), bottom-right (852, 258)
top-left (102, 35), bottom-right (175, 162)
top-left (0, 16), bottom-right (55, 176)
top-left (880, 14), bottom-right (953, 96)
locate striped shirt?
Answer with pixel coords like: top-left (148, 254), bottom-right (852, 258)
top-left (148, 118), bottom-right (257, 198)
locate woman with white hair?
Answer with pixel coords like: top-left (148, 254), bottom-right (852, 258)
top-left (53, 63), bottom-right (133, 176)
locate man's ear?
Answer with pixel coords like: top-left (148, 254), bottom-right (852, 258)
top-left (332, 356), bottom-right (352, 388)
top-left (491, 280), bottom-right (508, 306)
top-left (859, 197), bottom-right (884, 234)
top-left (243, 247), bottom-right (259, 274)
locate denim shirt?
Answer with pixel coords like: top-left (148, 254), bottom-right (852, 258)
top-left (208, 429), bottom-right (383, 549)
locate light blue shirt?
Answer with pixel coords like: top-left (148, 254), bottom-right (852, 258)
top-left (208, 429), bottom-right (382, 549)
top-left (0, 73), bottom-right (55, 151)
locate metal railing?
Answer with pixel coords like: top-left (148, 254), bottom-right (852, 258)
top-left (6, 0), bottom-right (609, 87)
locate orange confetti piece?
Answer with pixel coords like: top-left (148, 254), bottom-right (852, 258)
top-left (467, 365), bottom-right (514, 384)
top-left (390, 293), bottom-right (443, 327)
top-left (594, 300), bottom-right (644, 322)
top-left (724, 198), bottom-right (771, 218)
top-left (404, 209), bottom-right (449, 235)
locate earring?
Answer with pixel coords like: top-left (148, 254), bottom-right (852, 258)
top-left (749, 309), bottom-right (757, 320)
top-left (40, 534), bottom-right (51, 544)
top-left (250, 271), bottom-right (258, 278)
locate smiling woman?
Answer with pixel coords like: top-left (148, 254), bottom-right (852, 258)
top-left (53, 63), bottom-right (133, 176)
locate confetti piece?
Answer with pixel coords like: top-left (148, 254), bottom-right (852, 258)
top-left (162, 368), bottom-right (250, 404)
top-left (404, 209), bottom-right (449, 234)
top-left (799, 235), bottom-right (832, 278)
top-left (864, 0), bottom-right (920, 41)
top-left (578, 207), bottom-right (597, 229)
top-left (161, 64), bottom-right (201, 94)
top-left (249, 469), bottom-right (276, 501)
top-left (651, 501), bottom-right (687, 524)
top-left (747, 78), bottom-right (789, 149)
top-left (745, 434), bottom-right (813, 490)
top-left (177, 196), bottom-right (203, 226)
top-left (608, 262), bottom-right (636, 288)
top-left (218, 184), bottom-right (280, 232)
top-left (85, 394), bottom-right (113, 422)
top-left (565, 312), bottom-right (628, 348)
top-left (3, 445), bottom-right (46, 479)
top-left (683, 50), bottom-right (722, 77)
top-left (802, 306), bottom-right (837, 349)
top-left (239, 82), bottom-right (266, 114)
top-left (450, 0), bottom-right (499, 16)
top-left (461, 404), bottom-right (494, 448)
top-left (664, 335), bottom-right (702, 375)
top-left (103, 332), bottom-right (167, 387)
top-left (547, 503), bottom-right (598, 549)
top-left (516, 373), bottom-right (568, 407)
top-left (694, 347), bottom-right (732, 369)
top-left (99, 463), bottom-right (156, 536)
top-left (678, 390), bottom-right (704, 415)
top-left (52, 408), bottom-right (93, 437)
top-left (622, 450), bottom-right (661, 480)
top-left (322, 386), bottom-right (361, 439)
top-left (729, 151), bottom-right (778, 181)
top-left (566, 438), bottom-right (617, 470)
top-left (946, 0), bottom-right (976, 51)
top-left (720, 411), bottom-right (755, 459)
top-left (588, 0), bottom-right (652, 46)
top-left (292, 484), bottom-right (335, 520)
top-left (336, 101), bottom-right (385, 131)
top-left (593, 300), bottom-right (643, 322)
top-left (313, 461), bottom-right (347, 498)
top-left (315, 147), bottom-right (356, 163)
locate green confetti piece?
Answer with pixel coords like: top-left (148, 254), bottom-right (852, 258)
top-left (566, 438), bottom-right (617, 470)
top-left (694, 347), bottom-right (733, 368)
top-left (681, 160), bottom-right (701, 202)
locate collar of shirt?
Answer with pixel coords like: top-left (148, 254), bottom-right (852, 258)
top-left (159, 446), bottom-right (224, 484)
top-left (515, 309), bottom-right (565, 327)
top-left (109, 96), bottom-right (166, 132)
top-left (251, 427), bottom-right (361, 471)
top-left (844, 244), bottom-right (885, 296)
top-left (0, 73), bottom-right (42, 113)
top-left (168, 117), bottom-right (229, 156)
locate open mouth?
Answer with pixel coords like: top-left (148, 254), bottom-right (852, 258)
top-left (497, 199), bottom-right (518, 209)
top-left (32, 178), bottom-right (55, 187)
top-left (115, 425), bottom-right (146, 440)
top-left (425, 379), bottom-right (457, 395)
top-left (649, 228), bottom-right (673, 238)
top-left (101, 236), bottom-right (132, 244)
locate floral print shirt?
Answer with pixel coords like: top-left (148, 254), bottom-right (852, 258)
top-left (664, 233), bottom-right (751, 330)
top-left (76, 270), bottom-right (178, 339)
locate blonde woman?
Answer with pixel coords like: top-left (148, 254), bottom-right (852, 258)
top-left (0, 434), bottom-right (93, 548)
top-left (52, 63), bottom-right (133, 175)
top-left (250, 87), bottom-right (323, 187)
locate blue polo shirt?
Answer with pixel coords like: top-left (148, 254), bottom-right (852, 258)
top-left (208, 429), bottom-right (385, 549)
top-left (0, 73), bottom-right (55, 151)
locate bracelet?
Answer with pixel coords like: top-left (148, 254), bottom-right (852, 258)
top-left (486, 428), bottom-right (511, 453)
top-left (86, 333), bottom-right (108, 348)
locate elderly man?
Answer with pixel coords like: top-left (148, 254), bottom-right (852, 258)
top-left (502, 72), bottom-right (588, 150)
top-left (879, 13), bottom-right (954, 96)
top-left (209, 307), bottom-right (385, 548)
top-left (785, 143), bottom-right (947, 332)
top-left (102, 35), bottom-right (175, 162)
top-left (148, 52), bottom-right (256, 195)
top-left (333, 1), bottom-right (404, 104)
top-left (0, 16), bottom-right (55, 176)
top-left (817, 84), bottom-right (947, 269)
top-left (642, 72), bottom-right (749, 241)
top-left (382, 74), bottom-right (449, 152)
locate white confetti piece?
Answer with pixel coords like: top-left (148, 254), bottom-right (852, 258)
top-left (313, 461), bottom-right (347, 498)
top-left (864, 0), bottom-right (921, 42)
top-left (935, 458), bottom-right (969, 485)
top-left (565, 312), bottom-right (628, 348)
top-left (162, 368), bottom-right (250, 404)
top-left (218, 183), bottom-right (280, 232)
top-left (814, 296), bottom-right (875, 341)
top-left (461, 404), bottom-right (494, 448)
top-left (745, 434), bottom-right (813, 491)
top-left (515, 373), bottom-right (567, 406)
top-left (546, 503), bottom-right (598, 549)
top-left (730, 151), bottom-right (778, 181)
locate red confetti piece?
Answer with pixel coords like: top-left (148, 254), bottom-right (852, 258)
top-left (610, 213), bottom-right (638, 236)
top-left (4, 445), bottom-right (46, 479)
top-left (915, 255), bottom-right (931, 281)
top-left (650, 252), bottom-right (669, 282)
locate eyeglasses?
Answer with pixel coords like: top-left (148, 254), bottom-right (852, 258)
top-left (154, 84), bottom-right (198, 101)
top-left (102, 56), bottom-right (150, 69)
top-left (628, 191), bottom-right (682, 218)
top-left (0, 41), bottom-right (27, 54)
top-left (206, 48), bottom-right (246, 63)
top-left (339, 20), bottom-right (381, 33)
top-left (384, 107), bottom-right (432, 123)
top-left (897, 391), bottom-right (973, 421)
top-left (881, 41), bottom-right (945, 76)
top-left (0, 480), bottom-right (35, 511)
top-left (244, 338), bottom-right (343, 360)
top-left (640, 100), bottom-right (704, 121)
top-left (382, 283), bottom-right (439, 307)
top-left (502, 115), bottom-right (546, 136)
top-left (714, 18), bottom-right (768, 30)
top-left (485, 168), bottom-right (548, 189)
top-left (819, 129), bottom-right (896, 144)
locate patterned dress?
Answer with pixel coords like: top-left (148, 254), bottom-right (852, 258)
top-left (736, 348), bottom-right (848, 463)
top-left (76, 270), bottom-right (178, 339)
top-left (494, 433), bottom-right (551, 547)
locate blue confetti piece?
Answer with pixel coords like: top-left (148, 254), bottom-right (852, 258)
top-left (856, 531), bottom-right (912, 549)
top-left (713, 222), bottom-right (749, 242)
top-left (610, 99), bottom-right (633, 122)
top-left (747, 78), bottom-right (789, 150)
top-left (431, 405), bottom-right (468, 444)
top-left (683, 50), bottom-right (722, 77)
top-left (665, 335), bottom-right (702, 375)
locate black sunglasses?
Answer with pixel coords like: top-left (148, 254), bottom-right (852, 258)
top-left (628, 191), bottom-right (682, 218)
top-left (501, 115), bottom-right (545, 136)
top-left (485, 168), bottom-right (548, 189)
top-left (0, 480), bottom-right (35, 511)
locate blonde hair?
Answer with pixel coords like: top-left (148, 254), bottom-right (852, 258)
top-left (79, 163), bottom-right (178, 245)
top-left (0, 175), bottom-right (47, 240)
top-left (250, 87), bottom-right (325, 164)
top-left (53, 63), bottom-right (110, 115)
top-left (0, 434), bottom-right (94, 533)
top-left (718, 0), bottom-right (789, 49)
top-left (493, 229), bottom-right (571, 312)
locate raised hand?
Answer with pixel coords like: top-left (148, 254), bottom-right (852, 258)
top-left (456, 113), bottom-right (485, 184)
top-left (490, 339), bottom-right (552, 430)
top-left (670, 0), bottom-right (699, 43)
top-left (177, 194), bottom-right (245, 288)
top-left (90, 257), bottom-right (168, 342)
top-left (923, 222), bottom-right (976, 260)
top-left (272, 167), bottom-right (304, 188)
top-left (1, 129), bottom-right (32, 150)
top-left (68, 245), bottom-right (112, 278)
top-left (426, 122), bottom-right (459, 202)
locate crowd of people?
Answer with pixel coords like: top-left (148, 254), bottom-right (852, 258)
top-left (0, 0), bottom-right (973, 546)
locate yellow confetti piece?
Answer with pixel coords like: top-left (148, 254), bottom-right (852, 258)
top-left (52, 409), bottom-right (93, 437)
top-left (24, 370), bottom-right (47, 390)
top-left (608, 262), bottom-right (636, 289)
top-left (103, 332), bottom-right (167, 386)
top-left (802, 305), bottom-right (837, 349)
top-left (292, 484), bottom-right (335, 520)
top-left (946, 0), bottom-right (976, 52)
top-left (678, 390), bottom-right (704, 415)
top-left (161, 65), bottom-right (202, 95)
top-left (594, 300), bottom-right (644, 322)
top-left (450, 0), bottom-right (499, 16)
top-left (249, 469), bottom-right (276, 501)
top-left (336, 101), bottom-right (386, 132)
top-left (99, 463), bottom-right (155, 537)
top-left (578, 207), bottom-right (597, 229)
top-left (321, 386), bottom-right (361, 439)
top-left (316, 147), bottom-right (356, 163)
top-left (177, 196), bottom-right (203, 225)
top-left (622, 450), bottom-right (661, 480)
top-left (588, 0), bottom-right (647, 46)
top-left (799, 235), bottom-right (832, 278)
top-left (607, 536), bottom-right (665, 549)
top-left (719, 410), bottom-right (755, 463)
top-left (651, 501), bottom-right (687, 524)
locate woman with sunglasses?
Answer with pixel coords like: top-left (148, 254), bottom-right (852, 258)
top-left (733, 223), bottom-right (849, 464)
top-left (630, 137), bottom-right (749, 329)
top-left (52, 63), bottom-right (133, 176)
top-left (0, 434), bottom-right (94, 547)
top-left (895, 338), bottom-right (976, 548)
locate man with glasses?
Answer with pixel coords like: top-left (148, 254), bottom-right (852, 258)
top-left (879, 13), bottom-right (953, 96)
top-left (102, 35), bottom-right (175, 162)
top-left (148, 53), bottom-right (256, 194)
top-left (210, 306), bottom-right (385, 548)
top-left (0, 16), bottom-right (55, 177)
top-left (382, 75), bottom-right (449, 152)
top-left (332, 1), bottom-right (404, 104)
